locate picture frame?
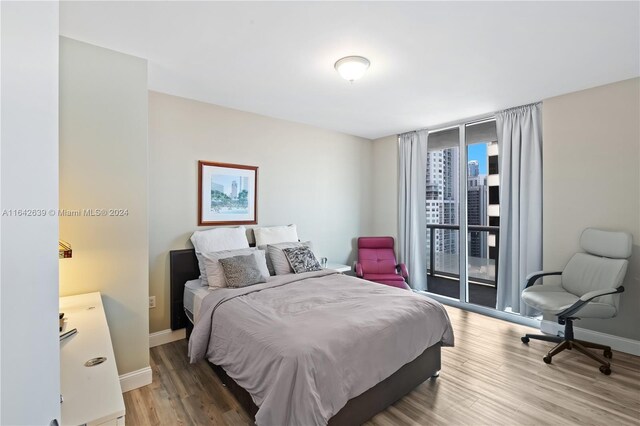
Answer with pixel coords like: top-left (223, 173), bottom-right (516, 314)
top-left (198, 161), bottom-right (258, 226)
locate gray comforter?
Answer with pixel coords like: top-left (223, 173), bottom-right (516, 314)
top-left (189, 270), bottom-right (454, 426)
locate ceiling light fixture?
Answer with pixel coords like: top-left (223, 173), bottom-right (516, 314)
top-left (334, 56), bottom-right (370, 82)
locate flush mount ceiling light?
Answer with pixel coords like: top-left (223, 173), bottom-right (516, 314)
top-left (334, 56), bottom-right (370, 82)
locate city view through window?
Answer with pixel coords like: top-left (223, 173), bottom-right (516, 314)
top-left (426, 125), bottom-right (499, 308)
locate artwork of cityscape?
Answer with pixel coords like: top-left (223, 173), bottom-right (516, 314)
top-left (210, 174), bottom-right (250, 215)
top-left (198, 161), bottom-right (257, 225)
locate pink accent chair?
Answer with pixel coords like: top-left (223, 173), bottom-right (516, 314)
top-left (355, 237), bottom-right (410, 290)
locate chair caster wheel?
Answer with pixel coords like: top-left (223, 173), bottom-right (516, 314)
top-left (543, 356), bottom-right (552, 364)
top-left (599, 365), bottom-right (611, 375)
top-left (603, 349), bottom-right (613, 359)
top-left (521, 336), bottom-right (530, 344)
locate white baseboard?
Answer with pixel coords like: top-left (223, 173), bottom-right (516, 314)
top-left (540, 320), bottom-right (640, 356)
top-left (149, 328), bottom-right (186, 348)
top-left (119, 366), bottom-right (152, 393)
top-left (118, 329), bottom-right (186, 393)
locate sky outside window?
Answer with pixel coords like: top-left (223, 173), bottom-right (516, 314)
top-left (467, 143), bottom-right (487, 174)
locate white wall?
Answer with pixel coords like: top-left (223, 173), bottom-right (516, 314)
top-left (59, 37), bottom-right (150, 376)
top-left (371, 135), bottom-right (399, 240)
top-left (149, 91), bottom-right (373, 332)
top-left (1, 2), bottom-right (61, 424)
top-left (543, 78), bottom-right (640, 340)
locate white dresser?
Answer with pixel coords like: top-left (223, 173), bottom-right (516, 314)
top-left (59, 292), bottom-right (125, 425)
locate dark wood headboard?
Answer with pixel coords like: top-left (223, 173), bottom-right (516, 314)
top-left (169, 248), bottom-right (200, 330)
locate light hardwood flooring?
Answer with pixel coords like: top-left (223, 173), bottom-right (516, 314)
top-left (124, 306), bottom-right (640, 425)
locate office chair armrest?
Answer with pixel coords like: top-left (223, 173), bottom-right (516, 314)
top-left (396, 263), bottom-right (409, 279)
top-left (355, 262), bottom-right (363, 278)
top-left (557, 286), bottom-right (625, 320)
top-left (579, 287), bottom-right (625, 302)
top-left (525, 271), bottom-right (562, 288)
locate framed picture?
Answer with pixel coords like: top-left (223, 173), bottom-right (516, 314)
top-left (198, 161), bottom-right (258, 226)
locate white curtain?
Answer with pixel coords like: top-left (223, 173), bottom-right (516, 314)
top-left (398, 130), bottom-right (428, 291)
top-left (496, 103), bottom-right (543, 316)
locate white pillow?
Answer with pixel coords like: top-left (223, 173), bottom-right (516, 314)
top-left (267, 241), bottom-right (314, 275)
top-left (202, 248), bottom-right (270, 288)
top-left (191, 227), bottom-right (249, 279)
top-left (254, 224), bottom-right (298, 247)
top-left (257, 245), bottom-right (276, 276)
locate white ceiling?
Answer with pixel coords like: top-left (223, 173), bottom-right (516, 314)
top-left (60, 1), bottom-right (639, 139)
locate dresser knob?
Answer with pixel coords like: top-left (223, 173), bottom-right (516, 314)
top-left (84, 357), bottom-right (107, 367)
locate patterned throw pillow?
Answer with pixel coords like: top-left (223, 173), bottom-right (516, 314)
top-left (282, 247), bottom-right (322, 274)
top-left (267, 241), bottom-right (314, 275)
top-left (218, 254), bottom-right (268, 288)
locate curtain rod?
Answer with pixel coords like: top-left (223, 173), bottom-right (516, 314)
top-left (428, 115), bottom-right (497, 134)
top-left (400, 100), bottom-right (541, 137)
top-left (399, 112), bottom-right (497, 137)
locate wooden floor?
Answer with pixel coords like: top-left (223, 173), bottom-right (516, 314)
top-left (124, 306), bottom-right (640, 425)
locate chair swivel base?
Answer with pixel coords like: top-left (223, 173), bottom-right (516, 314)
top-left (521, 318), bottom-right (613, 375)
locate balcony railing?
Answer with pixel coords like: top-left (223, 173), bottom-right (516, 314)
top-left (427, 224), bottom-right (500, 287)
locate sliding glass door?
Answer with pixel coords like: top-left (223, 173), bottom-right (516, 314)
top-left (465, 120), bottom-right (499, 308)
top-left (425, 127), bottom-right (461, 300)
top-left (425, 119), bottom-right (500, 310)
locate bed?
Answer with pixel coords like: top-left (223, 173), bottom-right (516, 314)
top-left (170, 248), bottom-right (453, 426)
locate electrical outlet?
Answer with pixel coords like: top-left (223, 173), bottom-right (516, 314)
top-left (149, 296), bottom-right (156, 309)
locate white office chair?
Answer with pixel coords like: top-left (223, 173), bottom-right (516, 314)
top-left (520, 228), bottom-right (632, 375)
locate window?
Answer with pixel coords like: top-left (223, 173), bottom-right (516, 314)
top-left (425, 118), bottom-right (501, 311)
top-left (489, 186), bottom-right (500, 204)
top-left (488, 155), bottom-right (499, 175)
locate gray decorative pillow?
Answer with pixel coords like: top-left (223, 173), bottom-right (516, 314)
top-left (218, 254), bottom-right (268, 288)
top-left (282, 247), bottom-right (322, 274)
top-left (201, 248), bottom-right (259, 288)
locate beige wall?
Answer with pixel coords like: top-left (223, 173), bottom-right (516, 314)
top-left (371, 135), bottom-right (399, 240)
top-left (149, 91), bottom-right (373, 333)
top-left (543, 78), bottom-right (640, 340)
top-left (59, 37), bottom-right (150, 375)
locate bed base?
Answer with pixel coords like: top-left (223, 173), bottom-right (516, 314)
top-left (209, 343), bottom-right (440, 426)
top-left (170, 248), bottom-right (442, 425)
